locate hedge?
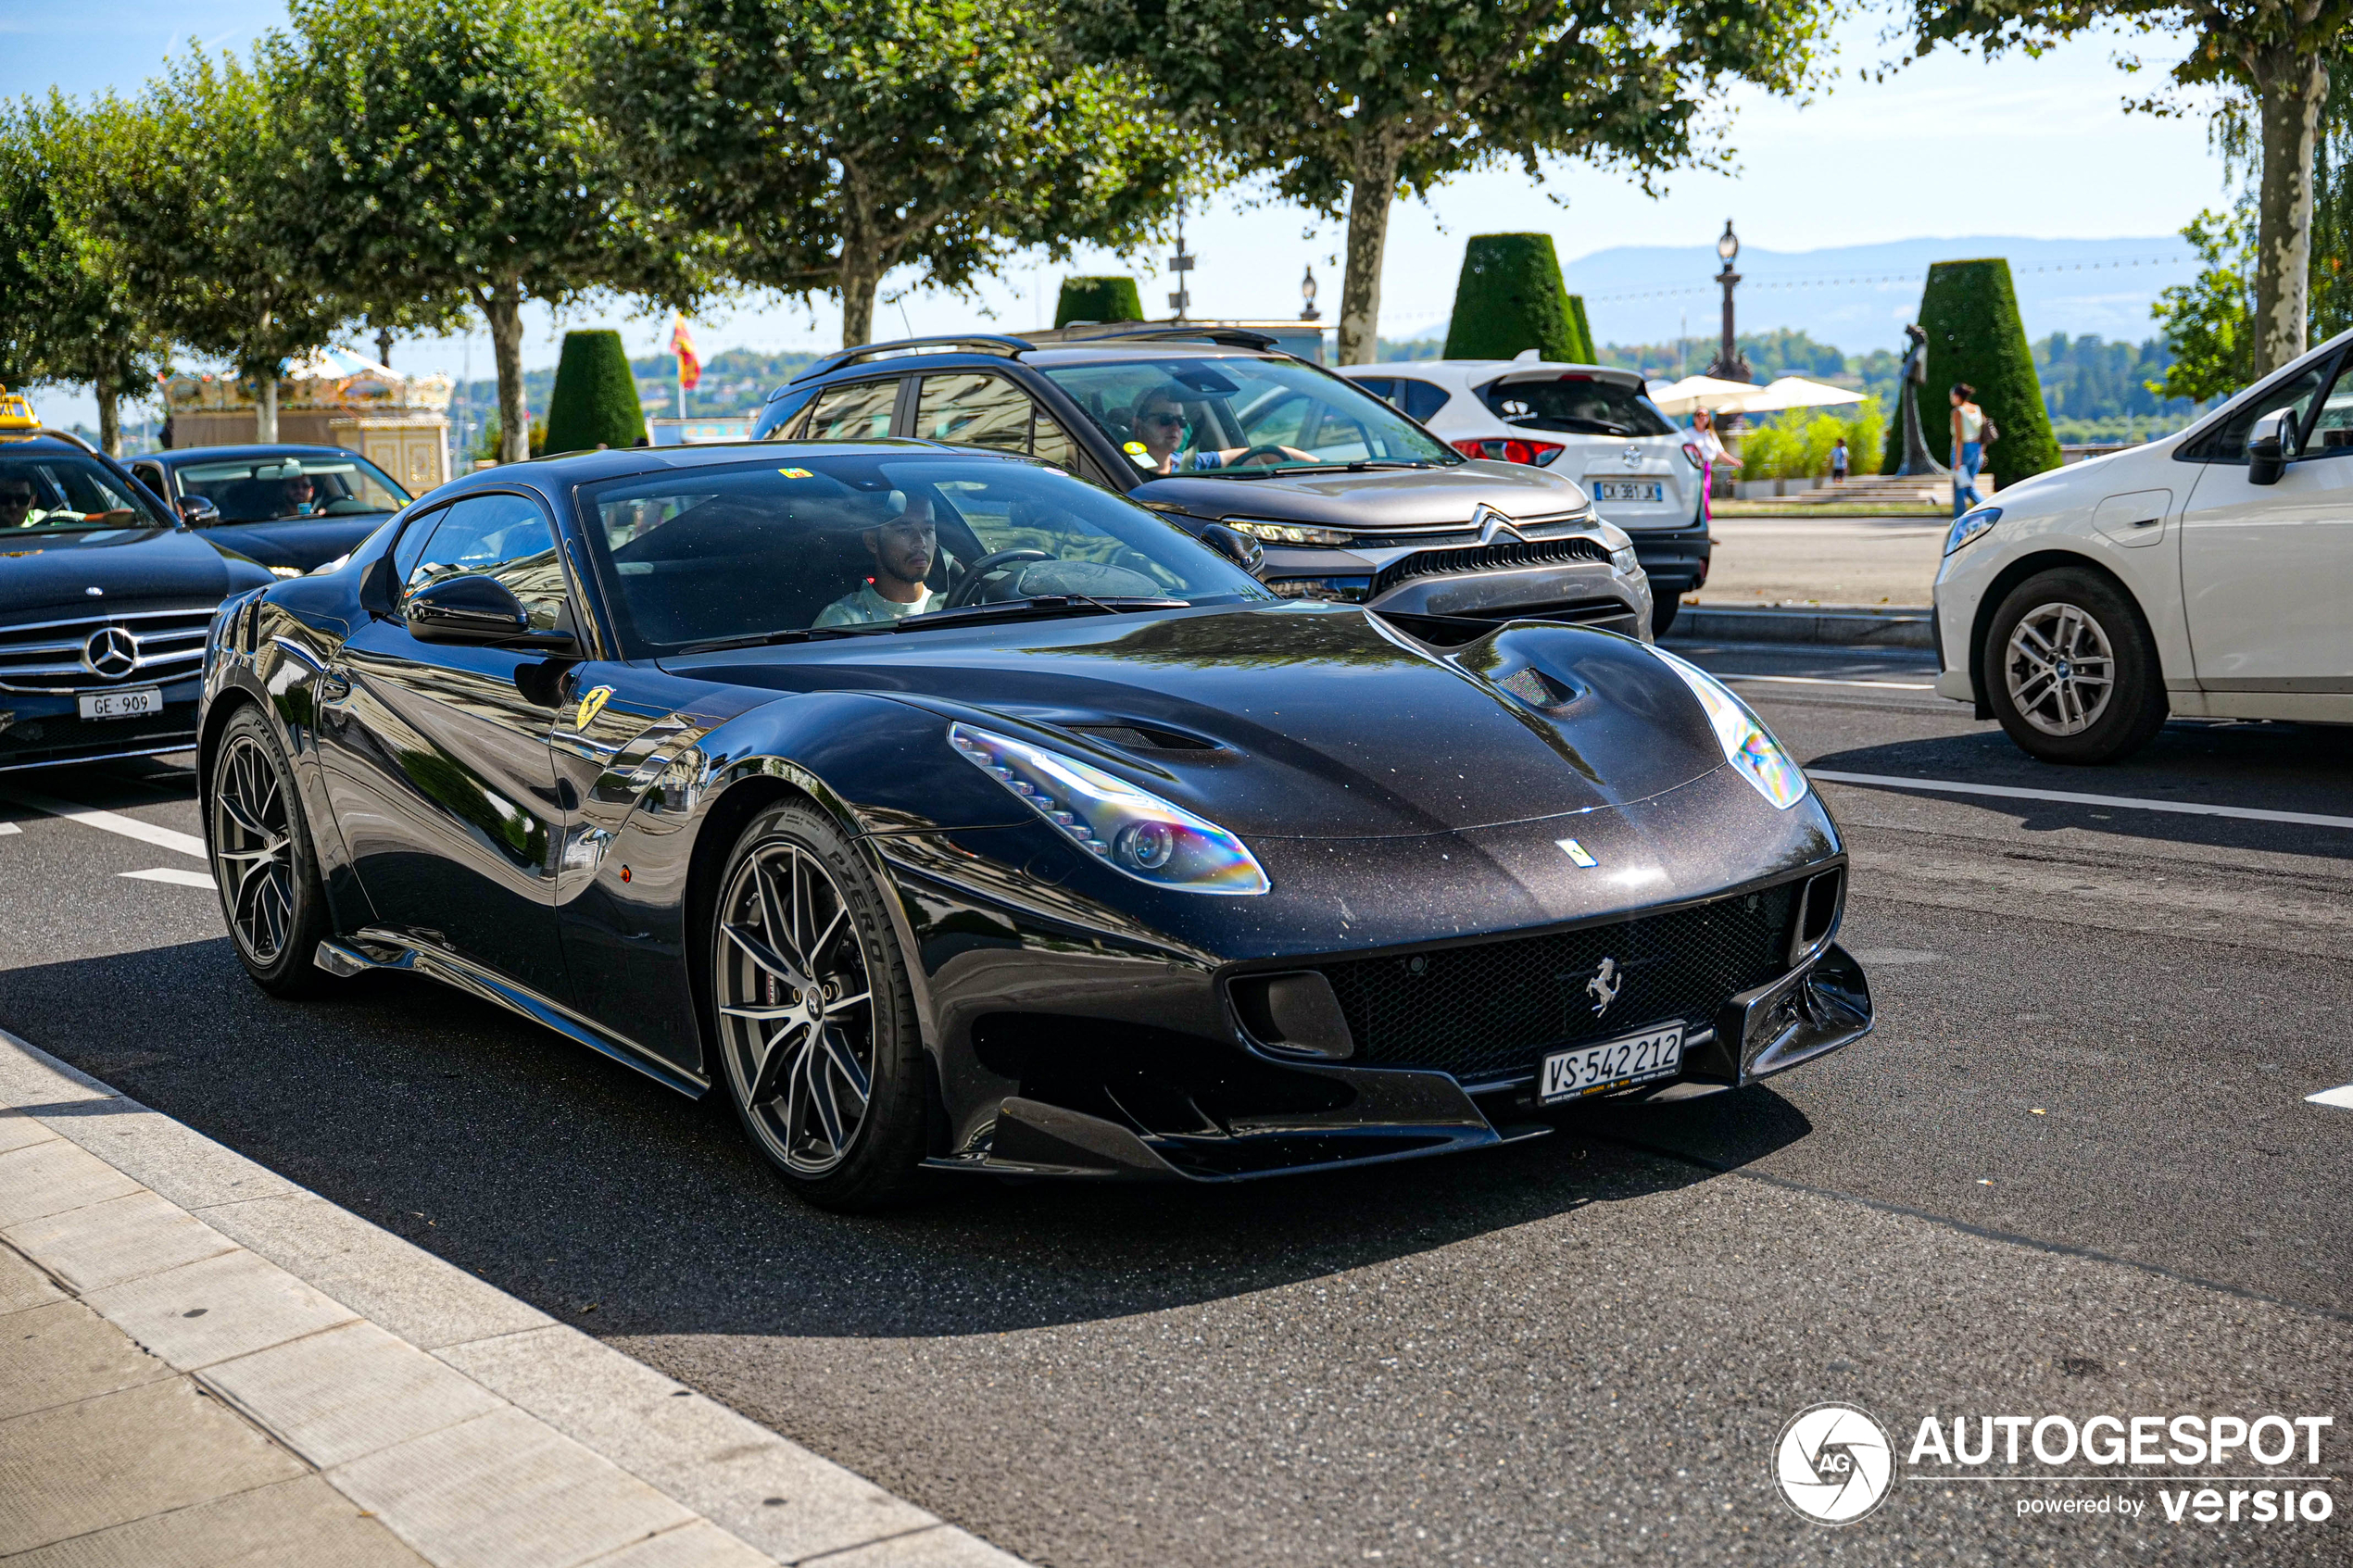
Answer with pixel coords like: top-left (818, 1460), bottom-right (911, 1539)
top-left (542, 330), bottom-right (646, 454)
top-left (1881, 258), bottom-right (2060, 483)
top-left (1055, 275), bottom-right (1144, 327)
top-left (1567, 293), bottom-right (1597, 363)
top-left (1443, 234), bottom-right (1585, 362)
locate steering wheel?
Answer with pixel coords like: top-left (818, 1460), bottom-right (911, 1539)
top-left (1233, 445), bottom-right (1293, 467)
top-left (946, 547), bottom-right (1053, 608)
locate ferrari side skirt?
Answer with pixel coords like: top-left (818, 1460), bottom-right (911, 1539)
top-left (315, 932), bottom-right (709, 1098)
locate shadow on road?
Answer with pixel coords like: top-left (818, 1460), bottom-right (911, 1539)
top-left (4, 937), bottom-right (1808, 1340)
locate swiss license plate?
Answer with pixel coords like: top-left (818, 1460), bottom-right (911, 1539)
top-left (78, 687), bottom-right (162, 721)
top-left (1540, 1022), bottom-right (1685, 1103)
top-left (1592, 479), bottom-right (1663, 503)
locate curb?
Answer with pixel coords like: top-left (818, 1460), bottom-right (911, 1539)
top-left (1668, 604), bottom-right (1935, 649)
top-left (0, 1026), bottom-right (1024, 1568)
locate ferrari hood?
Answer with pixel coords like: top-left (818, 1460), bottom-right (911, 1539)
top-left (665, 603), bottom-right (1730, 838)
top-left (0, 526), bottom-right (259, 616)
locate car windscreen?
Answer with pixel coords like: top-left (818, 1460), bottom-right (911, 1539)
top-left (1037, 356), bottom-right (1456, 476)
top-left (577, 453), bottom-right (1273, 655)
top-left (176, 454), bottom-right (411, 523)
top-left (1478, 375), bottom-right (1677, 437)
top-left (0, 450), bottom-right (171, 532)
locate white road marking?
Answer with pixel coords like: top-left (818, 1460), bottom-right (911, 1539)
top-left (1808, 771), bottom-right (2353, 832)
top-left (0, 788), bottom-right (207, 859)
top-left (2307, 1085), bottom-right (2353, 1110)
top-left (120, 867), bottom-right (216, 889)
top-left (0, 821), bottom-right (18, 835)
top-left (1725, 673), bottom-right (1938, 692)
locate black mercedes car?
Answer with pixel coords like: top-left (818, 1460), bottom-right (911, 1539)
top-left (197, 440), bottom-right (1869, 1209)
top-left (1, 427), bottom-right (275, 771)
top-left (129, 445), bottom-right (413, 573)
top-left (750, 328), bottom-right (1657, 645)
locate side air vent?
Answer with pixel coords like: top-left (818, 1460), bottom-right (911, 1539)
top-left (1792, 867), bottom-right (1844, 961)
top-left (1229, 972), bottom-right (1355, 1060)
top-left (1065, 722), bottom-right (1219, 752)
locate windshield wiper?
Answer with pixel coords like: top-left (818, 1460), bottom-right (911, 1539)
top-left (895, 595), bottom-right (1189, 631)
top-left (673, 624), bottom-right (879, 654)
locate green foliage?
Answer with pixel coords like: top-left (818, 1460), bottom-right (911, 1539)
top-left (542, 331), bottom-right (647, 453)
top-left (1056, 276), bottom-right (1146, 326)
top-left (585, 0), bottom-right (1196, 348)
top-left (1595, 329), bottom-right (1849, 382)
top-left (1736, 401), bottom-right (1884, 481)
top-left (472, 411), bottom-right (547, 462)
top-left (1878, 258), bottom-right (2060, 481)
top-left (1567, 295), bottom-right (1596, 363)
top-left (1444, 235), bottom-right (1583, 361)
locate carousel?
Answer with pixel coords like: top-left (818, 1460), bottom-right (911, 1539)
top-left (164, 348), bottom-right (455, 496)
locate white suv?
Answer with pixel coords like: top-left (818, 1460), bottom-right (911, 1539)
top-left (1340, 358), bottom-right (1709, 633)
top-left (1932, 327), bottom-right (2353, 762)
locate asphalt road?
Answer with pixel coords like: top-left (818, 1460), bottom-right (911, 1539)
top-left (2, 643), bottom-right (2347, 1566)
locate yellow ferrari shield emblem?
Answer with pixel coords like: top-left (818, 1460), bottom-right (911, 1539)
top-left (573, 685), bottom-right (614, 730)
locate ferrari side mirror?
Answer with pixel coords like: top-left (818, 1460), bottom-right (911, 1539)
top-left (405, 575), bottom-right (578, 655)
top-left (2246, 408), bottom-right (2296, 484)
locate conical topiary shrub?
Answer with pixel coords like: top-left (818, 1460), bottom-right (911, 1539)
top-left (1566, 294), bottom-right (1597, 363)
top-left (1443, 234), bottom-right (1581, 362)
top-left (542, 330), bottom-right (647, 454)
top-left (1880, 259), bottom-right (2060, 483)
top-left (1055, 276), bottom-right (1145, 327)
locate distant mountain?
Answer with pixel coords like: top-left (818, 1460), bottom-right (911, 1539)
top-left (1401, 235), bottom-right (2200, 353)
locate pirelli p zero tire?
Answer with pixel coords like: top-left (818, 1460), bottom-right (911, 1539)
top-left (208, 706), bottom-right (335, 997)
top-left (1982, 566), bottom-right (2168, 765)
top-left (710, 801), bottom-right (926, 1210)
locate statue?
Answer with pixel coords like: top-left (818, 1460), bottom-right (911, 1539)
top-left (1893, 323), bottom-right (1947, 477)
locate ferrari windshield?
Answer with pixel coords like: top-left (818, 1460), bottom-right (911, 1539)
top-left (579, 452), bottom-right (1271, 655)
top-left (0, 450), bottom-right (170, 532)
top-left (1037, 355), bottom-right (1455, 476)
top-left (177, 454), bottom-right (411, 522)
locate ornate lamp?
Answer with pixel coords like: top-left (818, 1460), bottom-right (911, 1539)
top-left (1705, 220), bottom-right (1753, 383)
top-left (1300, 266), bottom-right (1320, 322)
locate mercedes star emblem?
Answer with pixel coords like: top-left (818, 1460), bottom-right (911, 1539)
top-left (82, 626), bottom-right (138, 681)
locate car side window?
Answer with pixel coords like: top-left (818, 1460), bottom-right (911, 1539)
top-left (390, 505), bottom-right (445, 590)
top-left (2179, 358), bottom-right (2332, 463)
top-left (132, 462), bottom-right (169, 497)
top-left (2300, 357), bottom-right (2353, 456)
top-left (1393, 379), bottom-right (1450, 422)
top-left (915, 372), bottom-right (1082, 470)
top-left (399, 493), bottom-right (569, 631)
top-left (800, 379), bottom-right (901, 441)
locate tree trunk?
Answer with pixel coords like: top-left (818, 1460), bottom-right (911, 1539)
top-left (94, 369), bottom-right (121, 458)
top-left (837, 181), bottom-right (882, 349)
top-left (2253, 52), bottom-right (2330, 375)
top-left (1338, 138), bottom-right (1399, 365)
top-left (485, 282), bottom-right (531, 464)
top-left (255, 374), bottom-right (279, 444)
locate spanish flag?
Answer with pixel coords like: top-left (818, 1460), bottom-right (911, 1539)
top-left (668, 315), bottom-right (702, 392)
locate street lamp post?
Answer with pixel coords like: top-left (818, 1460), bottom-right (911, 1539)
top-left (1300, 265), bottom-right (1320, 321)
top-left (1705, 220), bottom-right (1753, 383)
top-left (1167, 207), bottom-right (1194, 321)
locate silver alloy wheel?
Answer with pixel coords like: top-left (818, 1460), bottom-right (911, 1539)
top-left (213, 734), bottom-right (297, 964)
top-left (714, 841), bottom-right (876, 1175)
top-left (2003, 600), bottom-right (2117, 736)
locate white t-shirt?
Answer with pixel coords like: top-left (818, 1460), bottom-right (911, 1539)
top-left (1691, 426), bottom-right (1730, 465)
top-left (814, 583), bottom-right (945, 627)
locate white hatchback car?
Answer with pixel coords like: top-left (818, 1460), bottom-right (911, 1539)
top-left (1933, 328), bottom-right (2353, 763)
top-left (1341, 358), bottom-right (1709, 633)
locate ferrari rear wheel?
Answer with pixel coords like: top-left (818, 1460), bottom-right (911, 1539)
top-left (711, 802), bottom-right (925, 1210)
top-left (208, 707), bottom-right (334, 997)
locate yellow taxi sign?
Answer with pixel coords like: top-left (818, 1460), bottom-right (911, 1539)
top-left (0, 388), bottom-right (38, 431)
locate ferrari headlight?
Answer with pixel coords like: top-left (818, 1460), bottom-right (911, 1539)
top-left (1647, 646), bottom-right (1808, 809)
top-left (949, 722), bottom-right (1270, 895)
top-left (1595, 519), bottom-right (1641, 577)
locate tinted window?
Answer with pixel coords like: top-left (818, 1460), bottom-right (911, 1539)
top-left (0, 450), bottom-right (170, 531)
top-left (400, 493), bottom-right (568, 631)
top-left (1478, 374), bottom-right (1674, 437)
top-left (577, 454), bottom-right (1269, 653)
top-left (390, 504), bottom-right (445, 588)
top-left (1039, 356), bottom-right (1453, 476)
top-left (173, 453), bottom-right (409, 522)
top-left (2179, 358), bottom-right (2333, 462)
top-left (2299, 356), bottom-right (2353, 455)
top-left (1392, 379), bottom-right (1450, 422)
top-left (915, 373), bottom-right (1031, 453)
top-left (800, 379), bottom-right (900, 441)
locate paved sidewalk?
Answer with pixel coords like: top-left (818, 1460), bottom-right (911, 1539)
top-left (1692, 512), bottom-right (1945, 608)
top-left (0, 1028), bottom-right (1023, 1568)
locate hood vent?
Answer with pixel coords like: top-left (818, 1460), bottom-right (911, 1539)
top-left (1064, 721), bottom-right (1219, 753)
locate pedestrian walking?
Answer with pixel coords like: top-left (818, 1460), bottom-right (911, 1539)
top-left (1950, 383), bottom-right (1994, 517)
top-left (1690, 408), bottom-right (1735, 521)
top-left (1830, 436), bottom-right (1849, 484)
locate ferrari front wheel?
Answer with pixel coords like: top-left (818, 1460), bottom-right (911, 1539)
top-left (710, 801), bottom-right (926, 1210)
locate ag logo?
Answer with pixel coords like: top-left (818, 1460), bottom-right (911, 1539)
top-left (1774, 1402), bottom-right (1894, 1524)
top-left (573, 684), bottom-right (614, 730)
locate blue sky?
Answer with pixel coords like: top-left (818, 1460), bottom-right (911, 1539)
top-left (11, 1), bottom-right (2225, 413)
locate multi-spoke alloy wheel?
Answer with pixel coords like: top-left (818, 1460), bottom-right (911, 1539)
top-left (715, 830), bottom-right (884, 1177)
top-left (2002, 600), bottom-right (2115, 737)
top-left (208, 708), bottom-right (332, 996)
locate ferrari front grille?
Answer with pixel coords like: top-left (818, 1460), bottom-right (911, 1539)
top-left (1309, 881), bottom-right (1804, 1085)
top-left (0, 608), bottom-right (213, 692)
top-left (1371, 536), bottom-right (1612, 599)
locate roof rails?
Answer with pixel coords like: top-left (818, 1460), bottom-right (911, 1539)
top-left (790, 335), bottom-right (1034, 384)
top-left (1031, 325), bottom-right (1281, 353)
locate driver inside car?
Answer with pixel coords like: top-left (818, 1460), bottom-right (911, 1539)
top-left (0, 475), bottom-right (42, 529)
top-left (1131, 388), bottom-right (1313, 475)
top-left (814, 495), bottom-right (948, 626)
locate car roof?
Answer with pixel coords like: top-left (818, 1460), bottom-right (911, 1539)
top-left (0, 432), bottom-right (110, 458)
top-left (455, 436), bottom-right (1026, 491)
top-left (1342, 359), bottom-right (1644, 390)
top-left (151, 444), bottom-right (367, 464)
